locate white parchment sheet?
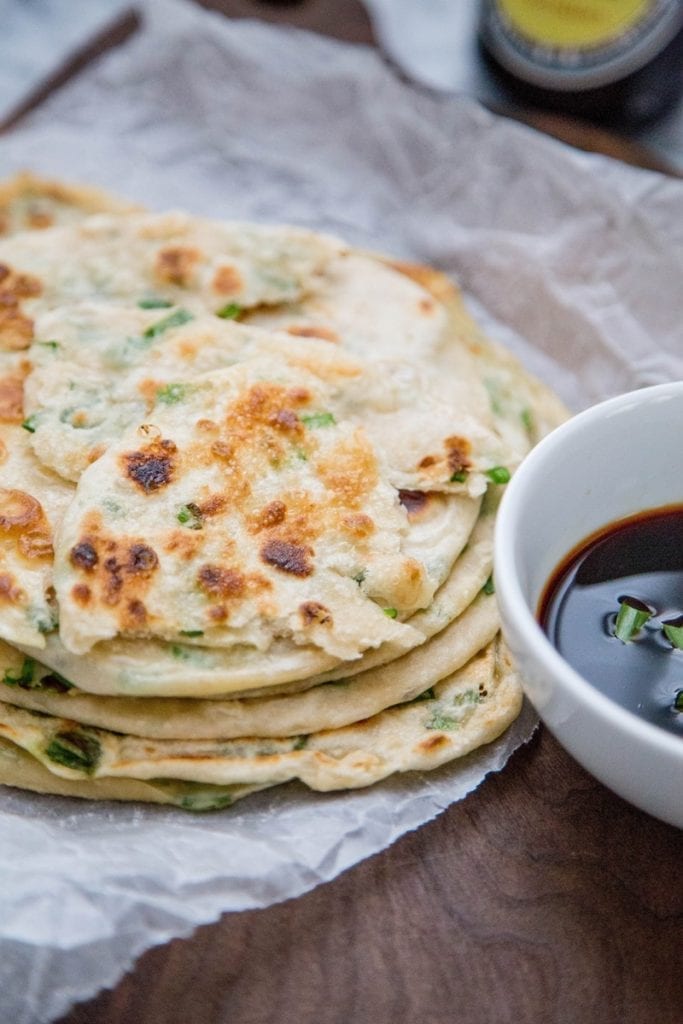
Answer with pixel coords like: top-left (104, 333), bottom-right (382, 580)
top-left (0, 1), bottom-right (682, 1020)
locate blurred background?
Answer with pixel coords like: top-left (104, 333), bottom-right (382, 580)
top-left (2, 0), bottom-right (683, 174)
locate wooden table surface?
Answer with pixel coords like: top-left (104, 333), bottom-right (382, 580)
top-left (14, 2), bottom-right (674, 1021)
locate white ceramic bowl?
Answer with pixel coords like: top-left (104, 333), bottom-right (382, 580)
top-left (494, 381), bottom-right (683, 829)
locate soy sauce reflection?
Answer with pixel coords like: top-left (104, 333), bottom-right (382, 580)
top-left (539, 506), bottom-right (683, 738)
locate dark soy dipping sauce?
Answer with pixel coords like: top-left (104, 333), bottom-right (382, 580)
top-left (539, 505), bottom-right (683, 738)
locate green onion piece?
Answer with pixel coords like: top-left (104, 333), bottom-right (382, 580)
top-left (216, 302), bottom-right (242, 320)
top-left (143, 308), bottom-right (194, 338)
top-left (352, 570), bottom-right (366, 586)
top-left (21, 414), bottom-right (38, 433)
top-left (176, 503), bottom-right (203, 530)
top-left (410, 687), bottom-right (435, 704)
top-left (485, 466), bottom-right (511, 485)
top-left (450, 470), bottom-right (467, 483)
top-left (521, 408), bottom-right (535, 435)
top-left (674, 691), bottom-right (683, 713)
top-left (138, 298), bottom-right (173, 309)
top-left (614, 598), bottom-right (652, 642)
top-left (37, 340), bottom-right (60, 351)
top-left (2, 658), bottom-right (36, 689)
top-left (483, 575), bottom-right (495, 596)
top-left (293, 735), bottom-right (309, 750)
top-left (426, 710), bottom-right (459, 731)
top-left (38, 672), bottom-right (74, 694)
top-left (452, 688), bottom-right (480, 707)
top-left (383, 607), bottom-right (398, 619)
top-left (180, 629), bottom-right (204, 638)
top-left (170, 645), bottom-right (191, 661)
top-left (156, 382), bottom-right (190, 405)
top-left (662, 616), bottom-right (683, 650)
top-left (46, 731), bottom-right (101, 773)
top-left (301, 411), bottom-right (336, 429)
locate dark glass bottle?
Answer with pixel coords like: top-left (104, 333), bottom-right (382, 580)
top-left (480, 0), bottom-right (683, 126)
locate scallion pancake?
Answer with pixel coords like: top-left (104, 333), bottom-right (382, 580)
top-left (0, 173), bottom-right (570, 810)
top-left (0, 637), bottom-right (521, 800)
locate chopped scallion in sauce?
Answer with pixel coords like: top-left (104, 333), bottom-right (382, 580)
top-left (662, 616), bottom-right (683, 650)
top-left (614, 597), bottom-right (653, 642)
top-left (540, 505), bottom-right (683, 736)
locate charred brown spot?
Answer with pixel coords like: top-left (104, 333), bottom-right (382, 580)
top-left (254, 500), bottom-right (287, 531)
top-left (213, 383), bottom-right (316, 479)
top-left (125, 599), bottom-right (148, 626)
top-left (208, 604), bottom-right (228, 623)
top-left (420, 734), bottom-right (449, 752)
top-left (0, 489), bottom-right (42, 531)
top-left (0, 490), bottom-right (52, 563)
top-left (211, 439), bottom-right (234, 460)
top-left (178, 340), bottom-right (199, 360)
top-left (261, 539), bottom-right (313, 577)
top-left (418, 298), bottom-right (435, 315)
top-left (19, 529), bottom-right (52, 562)
top-left (154, 245), bottom-right (201, 286)
top-left (399, 490), bottom-right (430, 519)
top-left (0, 265), bottom-right (41, 351)
top-left (341, 512), bottom-right (374, 537)
top-left (269, 408), bottom-right (301, 432)
top-left (299, 601), bottom-right (332, 626)
top-left (445, 436), bottom-right (472, 475)
top-left (418, 455), bottom-right (437, 469)
top-left (386, 258), bottom-right (458, 308)
top-left (197, 495), bottom-right (227, 518)
top-left (0, 375), bottom-right (24, 423)
top-left (122, 439), bottom-right (176, 493)
top-left (163, 530), bottom-right (203, 561)
top-left (96, 544), bottom-right (159, 605)
top-left (87, 444), bottom-right (106, 466)
top-left (197, 565), bottom-right (246, 598)
top-left (71, 583), bottom-right (92, 606)
top-left (286, 325), bottom-right (340, 344)
top-left (0, 438), bottom-right (7, 464)
top-left (26, 209), bottom-right (53, 230)
top-left (69, 541), bottom-right (98, 571)
top-left (8, 273), bottom-right (42, 298)
top-left (0, 573), bottom-right (24, 605)
top-left (287, 387), bottom-right (311, 406)
top-left (126, 544), bottom-right (159, 574)
top-left (103, 556), bottom-right (124, 603)
top-left (0, 264), bottom-right (42, 298)
top-left (314, 433), bottom-right (379, 508)
top-left (211, 264), bottom-right (243, 294)
top-left (0, 294), bottom-right (33, 351)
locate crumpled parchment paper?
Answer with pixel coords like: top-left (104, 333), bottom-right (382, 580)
top-left (0, 0), bottom-right (133, 125)
top-left (1, 1), bottom-right (682, 1020)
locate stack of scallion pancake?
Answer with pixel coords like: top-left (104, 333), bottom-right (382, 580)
top-left (0, 173), bottom-right (567, 810)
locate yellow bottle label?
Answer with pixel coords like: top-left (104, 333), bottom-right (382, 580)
top-left (499, 0), bottom-right (652, 48)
